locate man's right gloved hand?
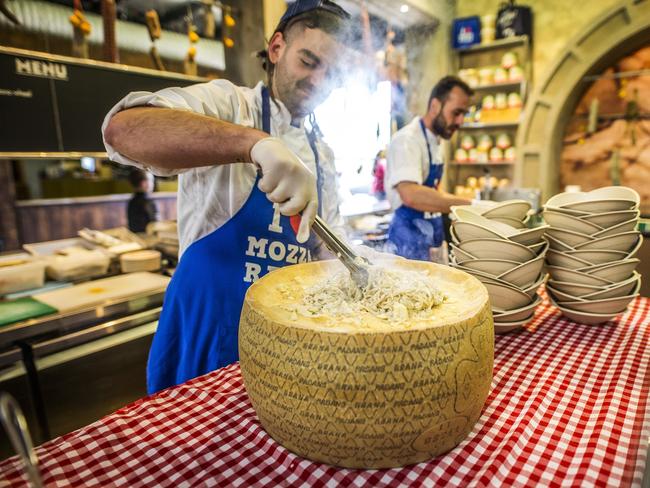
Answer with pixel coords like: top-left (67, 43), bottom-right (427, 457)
top-left (250, 137), bottom-right (318, 244)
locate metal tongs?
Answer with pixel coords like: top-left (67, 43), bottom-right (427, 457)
top-left (311, 215), bottom-right (371, 288)
top-left (0, 393), bottom-right (43, 488)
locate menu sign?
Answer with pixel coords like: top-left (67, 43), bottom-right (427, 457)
top-left (0, 48), bottom-right (205, 156)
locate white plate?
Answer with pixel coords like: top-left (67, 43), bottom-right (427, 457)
top-left (546, 249), bottom-right (592, 269)
top-left (458, 238), bottom-right (536, 263)
top-left (578, 259), bottom-right (640, 282)
top-left (481, 200), bottom-right (532, 221)
top-left (546, 228), bottom-right (593, 247)
top-left (580, 209), bottom-right (640, 228)
top-left (574, 232), bottom-right (640, 252)
top-left (546, 266), bottom-right (614, 286)
top-left (498, 255), bottom-right (546, 288)
top-left (542, 210), bottom-right (603, 235)
top-left (591, 218), bottom-right (638, 238)
top-left (483, 281), bottom-right (534, 311)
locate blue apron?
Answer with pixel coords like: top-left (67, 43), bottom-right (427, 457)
top-left (147, 87), bottom-right (321, 393)
top-left (387, 119), bottom-right (444, 261)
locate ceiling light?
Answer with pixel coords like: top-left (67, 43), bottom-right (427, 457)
top-left (400, 4), bottom-right (409, 13)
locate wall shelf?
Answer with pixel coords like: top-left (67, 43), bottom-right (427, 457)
top-left (455, 36), bottom-right (529, 54)
top-left (450, 161), bottom-right (515, 166)
top-left (459, 121), bottom-right (520, 130)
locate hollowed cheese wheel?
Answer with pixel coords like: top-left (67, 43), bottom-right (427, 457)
top-left (239, 260), bottom-right (494, 469)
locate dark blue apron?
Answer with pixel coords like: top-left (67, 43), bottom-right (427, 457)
top-left (387, 119), bottom-right (444, 261)
top-left (147, 87), bottom-right (321, 393)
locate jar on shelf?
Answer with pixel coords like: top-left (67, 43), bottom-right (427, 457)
top-left (460, 134), bottom-right (476, 150)
top-left (494, 67), bottom-right (508, 84)
top-left (495, 92), bottom-right (508, 110)
top-left (489, 147), bottom-right (503, 162)
top-left (455, 148), bottom-right (469, 162)
top-left (501, 51), bottom-right (518, 69)
top-left (508, 65), bottom-right (524, 82)
top-left (504, 147), bottom-right (517, 162)
top-left (496, 133), bottom-right (512, 149)
top-left (507, 92), bottom-right (523, 108)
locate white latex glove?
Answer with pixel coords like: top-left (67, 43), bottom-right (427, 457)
top-left (250, 137), bottom-right (318, 243)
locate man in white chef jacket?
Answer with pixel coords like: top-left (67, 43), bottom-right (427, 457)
top-left (385, 76), bottom-right (474, 261)
top-left (102, 0), bottom-right (355, 393)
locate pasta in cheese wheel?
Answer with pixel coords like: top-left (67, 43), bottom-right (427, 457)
top-left (239, 259), bottom-right (494, 468)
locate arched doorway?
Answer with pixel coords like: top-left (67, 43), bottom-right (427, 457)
top-left (515, 0), bottom-right (650, 201)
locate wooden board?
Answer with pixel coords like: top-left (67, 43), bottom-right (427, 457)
top-left (33, 272), bottom-right (170, 313)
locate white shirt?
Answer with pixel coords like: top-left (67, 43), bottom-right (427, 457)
top-left (102, 80), bottom-right (345, 256)
top-left (385, 117), bottom-right (442, 210)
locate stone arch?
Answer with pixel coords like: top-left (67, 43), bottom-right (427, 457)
top-left (514, 0), bottom-right (650, 199)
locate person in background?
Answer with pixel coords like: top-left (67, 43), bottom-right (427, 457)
top-left (127, 168), bottom-right (158, 233)
top-left (102, 0), bottom-right (353, 393)
top-left (371, 150), bottom-right (386, 200)
top-left (385, 76), bottom-right (474, 261)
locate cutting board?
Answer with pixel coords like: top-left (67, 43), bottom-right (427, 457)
top-left (0, 298), bottom-right (58, 327)
top-left (33, 272), bottom-right (170, 314)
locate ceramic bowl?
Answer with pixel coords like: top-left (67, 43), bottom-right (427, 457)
top-left (546, 228), bottom-right (593, 247)
top-left (546, 279), bottom-right (605, 297)
top-left (581, 274), bottom-right (641, 300)
top-left (457, 238), bottom-right (536, 263)
top-left (574, 231), bottom-right (640, 252)
top-left (546, 249), bottom-right (592, 269)
top-left (591, 218), bottom-right (638, 238)
top-left (529, 240), bottom-right (549, 256)
top-left (546, 186), bottom-right (640, 212)
top-left (453, 208), bottom-right (518, 236)
top-left (457, 258), bottom-right (521, 277)
top-left (482, 281), bottom-right (534, 311)
top-left (453, 221), bottom-right (504, 241)
top-left (564, 249), bottom-right (628, 266)
top-left (498, 255), bottom-right (546, 288)
top-left (544, 234), bottom-right (575, 252)
top-left (481, 200), bottom-right (532, 221)
top-left (507, 225), bottom-right (549, 246)
top-left (490, 216), bottom-right (526, 229)
top-left (578, 259), bottom-right (640, 282)
top-left (580, 209), bottom-right (639, 228)
top-left (523, 273), bottom-right (547, 297)
top-left (543, 205), bottom-right (590, 217)
top-left (493, 294), bottom-right (542, 322)
top-left (557, 293), bottom-right (638, 315)
top-left (494, 318), bottom-right (534, 334)
top-left (545, 283), bottom-right (586, 302)
top-left (542, 210), bottom-right (603, 235)
top-left (550, 297), bottom-right (627, 326)
top-left (546, 266), bottom-right (614, 286)
top-left (450, 245), bottom-right (476, 262)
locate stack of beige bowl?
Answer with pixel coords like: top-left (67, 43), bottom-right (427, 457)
top-left (449, 201), bottom-right (549, 334)
top-left (542, 186), bottom-right (642, 325)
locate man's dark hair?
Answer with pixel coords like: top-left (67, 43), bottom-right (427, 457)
top-left (257, 6), bottom-right (351, 82)
top-left (428, 76), bottom-right (474, 109)
top-left (128, 168), bottom-right (148, 189)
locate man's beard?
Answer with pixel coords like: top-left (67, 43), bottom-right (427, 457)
top-left (432, 112), bottom-right (458, 140)
top-left (272, 63), bottom-right (324, 119)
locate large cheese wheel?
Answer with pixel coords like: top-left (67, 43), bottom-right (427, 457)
top-left (239, 260), bottom-right (494, 469)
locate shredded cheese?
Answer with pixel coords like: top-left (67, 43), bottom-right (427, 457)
top-left (280, 265), bottom-right (446, 326)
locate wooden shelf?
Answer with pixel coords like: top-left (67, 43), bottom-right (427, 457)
top-left (455, 36), bottom-right (529, 53)
top-left (471, 81), bottom-right (524, 92)
top-left (450, 161), bottom-right (515, 166)
top-left (459, 121), bottom-right (519, 130)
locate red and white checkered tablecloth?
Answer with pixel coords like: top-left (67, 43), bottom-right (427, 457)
top-left (2, 295), bottom-right (649, 487)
